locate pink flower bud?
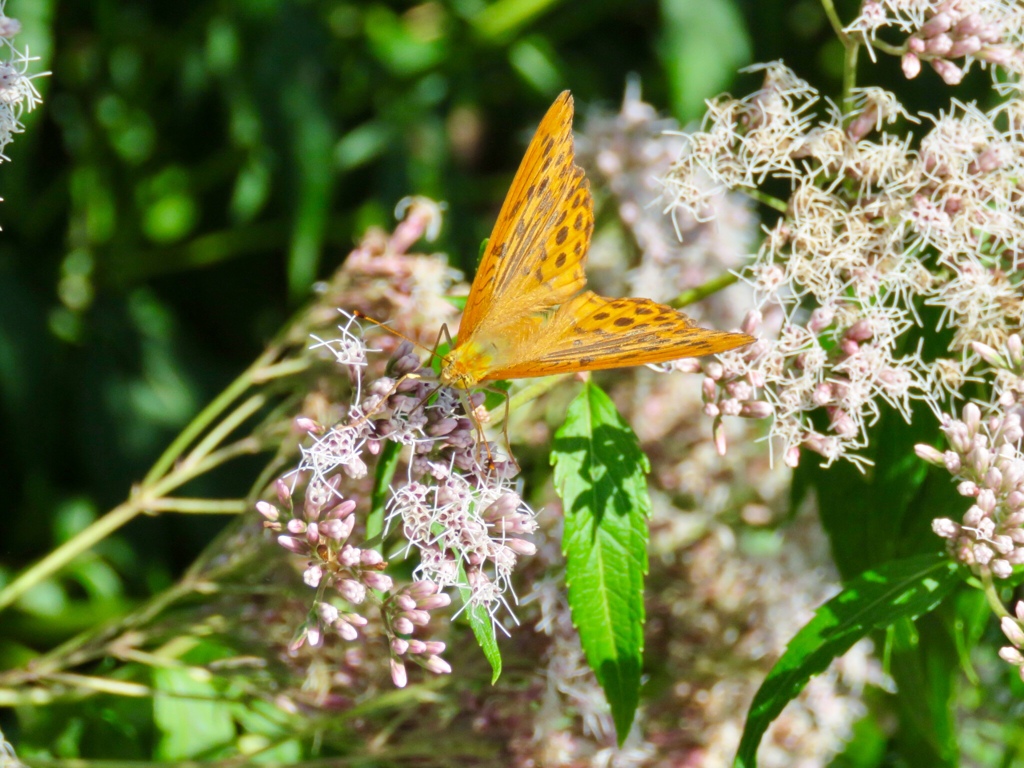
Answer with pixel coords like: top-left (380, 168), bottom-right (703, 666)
top-left (949, 36), bottom-right (982, 58)
top-left (846, 319), bottom-right (874, 342)
top-left (338, 579), bottom-right (367, 604)
top-left (713, 418), bottom-right (728, 456)
top-left (963, 505), bottom-right (985, 526)
top-left (295, 417), bottom-right (321, 434)
top-left (925, 33), bottom-right (953, 56)
top-left (336, 620), bottom-right (358, 641)
top-left (363, 572), bottom-right (394, 591)
top-left (1007, 334), bottom-right (1022, 365)
top-left (902, 52), bottom-right (922, 78)
top-left (391, 657), bottom-right (408, 688)
top-left (992, 559), bottom-right (1014, 579)
top-left (424, 655), bottom-right (452, 675)
top-left (944, 451), bottom-right (962, 473)
top-left (702, 377), bottom-right (718, 403)
top-left (673, 358), bottom-right (702, 374)
top-left (915, 444), bottom-right (946, 466)
top-left (974, 542), bottom-right (994, 565)
top-left (506, 538), bottom-right (537, 556)
top-left (740, 401), bottom-right (773, 419)
top-left (742, 309), bottom-right (762, 335)
top-left (305, 522), bottom-right (321, 545)
top-left (808, 307), bottom-right (834, 333)
top-left (720, 398), bottom-right (742, 417)
top-left (303, 565), bottom-right (323, 588)
top-left (972, 341), bottom-right (1007, 368)
top-left (932, 518), bottom-right (960, 538)
top-left (957, 480), bottom-right (979, 497)
top-left (785, 446), bottom-right (801, 467)
top-left (977, 488), bottom-right (997, 514)
top-left (919, 11), bottom-right (952, 37)
top-left (999, 645), bottom-right (1024, 665)
top-left (277, 535), bottom-right (308, 555)
top-left (338, 544), bottom-right (361, 566)
top-left (256, 501), bottom-right (279, 521)
top-left (395, 594), bottom-right (417, 612)
top-left (391, 637), bottom-right (409, 655)
top-left (306, 624), bottom-right (323, 648)
top-left (419, 593), bottom-right (451, 611)
top-left (930, 58), bottom-right (964, 85)
top-left (994, 535), bottom-right (1015, 555)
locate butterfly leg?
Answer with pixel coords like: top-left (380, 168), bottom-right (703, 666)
top-left (479, 383), bottom-right (519, 476)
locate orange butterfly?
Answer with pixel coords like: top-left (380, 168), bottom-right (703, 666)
top-left (440, 91), bottom-right (752, 390)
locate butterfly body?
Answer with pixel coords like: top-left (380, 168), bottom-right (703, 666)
top-left (440, 91), bottom-right (752, 389)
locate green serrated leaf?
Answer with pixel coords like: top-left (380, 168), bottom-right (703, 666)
top-left (154, 666), bottom-right (235, 759)
top-left (551, 381), bottom-right (650, 744)
top-left (458, 570), bottom-right (502, 683)
top-left (734, 553), bottom-right (961, 768)
top-left (367, 440), bottom-right (401, 545)
top-left (797, 401), bottom-right (943, 579)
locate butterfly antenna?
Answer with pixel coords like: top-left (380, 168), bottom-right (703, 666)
top-left (351, 309), bottom-right (450, 367)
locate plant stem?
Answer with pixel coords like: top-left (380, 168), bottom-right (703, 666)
top-left (671, 272), bottom-right (740, 308)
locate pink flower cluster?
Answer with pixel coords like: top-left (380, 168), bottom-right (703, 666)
top-left (258, 300), bottom-right (537, 684)
top-left (848, 0), bottom-right (1024, 83)
top-left (917, 402), bottom-right (1024, 579)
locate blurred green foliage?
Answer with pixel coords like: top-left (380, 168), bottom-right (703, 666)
top-left (5, 0), bottom-right (1005, 761)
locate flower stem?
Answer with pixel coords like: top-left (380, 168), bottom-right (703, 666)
top-left (671, 272), bottom-right (740, 308)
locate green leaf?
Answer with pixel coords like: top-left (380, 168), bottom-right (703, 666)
top-left (734, 553), bottom-right (961, 768)
top-left (796, 401), bottom-right (943, 580)
top-left (658, 0), bottom-right (751, 122)
top-left (367, 439), bottom-right (401, 545)
top-left (551, 382), bottom-right (650, 743)
top-left (153, 666), bottom-right (235, 759)
top-left (458, 576), bottom-right (502, 684)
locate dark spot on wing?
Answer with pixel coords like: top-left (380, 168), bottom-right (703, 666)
top-left (493, 242), bottom-right (505, 259)
top-left (555, 226), bottom-right (568, 245)
top-left (535, 267), bottom-right (544, 282)
top-left (543, 137), bottom-right (554, 156)
top-left (635, 306), bottom-right (654, 315)
top-left (578, 356), bottom-right (593, 366)
top-left (574, 212), bottom-right (583, 231)
top-left (556, 209), bottom-right (567, 226)
top-left (593, 312), bottom-right (610, 321)
top-left (538, 177), bottom-right (549, 194)
top-left (614, 317), bottom-right (634, 327)
top-left (555, 253), bottom-right (566, 268)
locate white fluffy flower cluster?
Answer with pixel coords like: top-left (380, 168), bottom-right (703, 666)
top-left (665, 61), bottom-right (1024, 468)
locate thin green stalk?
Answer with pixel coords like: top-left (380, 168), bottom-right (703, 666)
top-left (981, 570), bottom-right (1011, 619)
top-left (143, 498), bottom-right (248, 514)
top-left (0, 499), bottom-right (143, 613)
top-left (671, 272), bottom-right (740, 309)
top-left (143, 356), bottom-right (268, 484)
top-left (744, 187), bottom-right (788, 213)
top-left (182, 394), bottom-right (267, 470)
top-left (0, 435), bottom-right (263, 615)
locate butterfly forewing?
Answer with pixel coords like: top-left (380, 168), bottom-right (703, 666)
top-left (457, 91), bottom-right (592, 344)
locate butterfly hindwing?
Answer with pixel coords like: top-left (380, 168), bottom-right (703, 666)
top-left (482, 292), bottom-right (753, 380)
top-left (458, 92), bottom-right (592, 343)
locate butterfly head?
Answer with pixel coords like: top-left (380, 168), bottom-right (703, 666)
top-left (439, 342), bottom-right (493, 390)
